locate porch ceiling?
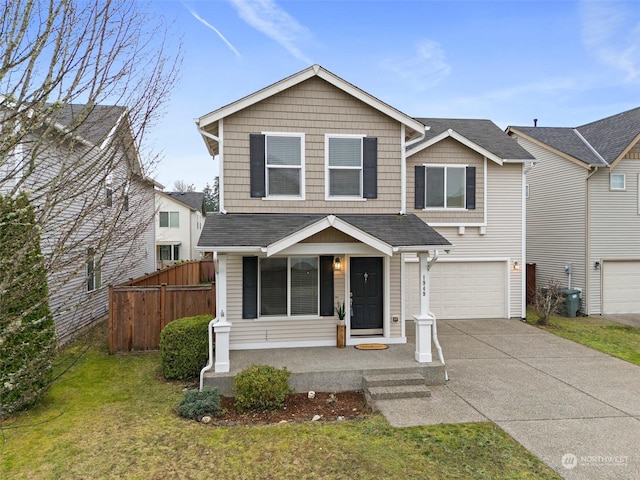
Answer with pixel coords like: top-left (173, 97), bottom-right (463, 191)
top-left (197, 213), bottom-right (452, 254)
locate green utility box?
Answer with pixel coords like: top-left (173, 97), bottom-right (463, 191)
top-left (562, 289), bottom-right (581, 317)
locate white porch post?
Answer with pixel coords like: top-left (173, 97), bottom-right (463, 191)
top-left (413, 252), bottom-right (434, 362)
top-left (214, 254), bottom-right (231, 373)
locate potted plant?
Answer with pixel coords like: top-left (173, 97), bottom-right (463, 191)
top-left (335, 300), bottom-right (346, 348)
top-left (335, 301), bottom-right (346, 325)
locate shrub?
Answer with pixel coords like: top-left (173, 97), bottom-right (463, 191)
top-left (233, 364), bottom-right (292, 411)
top-left (0, 193), bottom-right (56, 418)
top-left (176, 387), bottom-right (223, 420)
top-left (160, 315), bottom-right (211, 380)
top-left (534, 279), bottom-right (564, 326)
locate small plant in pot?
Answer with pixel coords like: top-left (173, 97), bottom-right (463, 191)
top-left (335, 301), bottom-right (346, 325)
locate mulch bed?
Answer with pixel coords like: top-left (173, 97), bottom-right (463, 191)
top-left (207, 391), bottom-right (370, 426)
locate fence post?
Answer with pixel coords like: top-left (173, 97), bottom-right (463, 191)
top-left (160, 283), bottom-right (167, 327)
top-left (108, 285), bottom-right (113, 354)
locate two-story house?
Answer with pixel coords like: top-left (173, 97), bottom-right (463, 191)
top-left (508, 107), bottom-right (640, 315)
top-left (155, 190), bottom-right (206, 268)
top-left (1, 103), bottom-right (157, 342)
top-left (195, 65), bottom-right (533, 372)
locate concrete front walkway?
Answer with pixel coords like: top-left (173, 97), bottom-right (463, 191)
top-left (376, 319), bottom-right (640, 480)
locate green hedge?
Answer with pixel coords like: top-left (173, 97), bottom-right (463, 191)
top-left (233, 364), bottom-right (292, 411)
top-left (0, 193), bottom-right (56, 418)
top-left (160, 315), bottom-right (212, 380)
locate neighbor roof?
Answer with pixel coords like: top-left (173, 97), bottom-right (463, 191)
top-left (508, 106), bottom-right (640, 168)
top-left (162, 191), bottom-right (205, 212)
top-left (411, 118), bottom-right (535, 163)
top-left (52, 104), bottom-right (127, 146)
top-left (198, 213), bottom-right (451, 253)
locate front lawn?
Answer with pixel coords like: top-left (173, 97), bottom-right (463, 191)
top-left (1, 325), bottom-right (560, 480)
top-left (526, 310), bottom-right (640, 366)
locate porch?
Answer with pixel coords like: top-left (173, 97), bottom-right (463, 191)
top-left (202, 336), bottom-right (446, 396)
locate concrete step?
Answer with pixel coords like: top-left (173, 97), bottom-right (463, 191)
top-left (366, 384), bottom-right (431, 400)
top-left (363, 372), bottom-right (426, 388)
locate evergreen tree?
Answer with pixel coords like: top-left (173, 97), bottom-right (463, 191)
top-left (0, 192), bottom-right (56, 418)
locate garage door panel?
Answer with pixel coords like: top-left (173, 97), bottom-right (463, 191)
top-left (603, 261), bottom-right (640, 314)
top-left (405, 261), bottom-right (507, 320)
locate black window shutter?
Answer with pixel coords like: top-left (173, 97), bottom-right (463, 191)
top-left (466, 166), bottom-right (476, 210)
top-left (362, 137), bottom-right (377, 199)
top-left (249, 134), bottom-right (266, 198)
top-left (242, 256), bottom-right (258, 318)
top-left (319, 256), bottom-right (334, 316)
top-left (415, 165), bottom-right (426, 209)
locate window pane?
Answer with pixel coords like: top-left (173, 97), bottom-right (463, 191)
top-left (260, 258), bottom-right (287, 315)
top-left (611, 174), bottom-right (625, 189)
top-left (426, 167), bottom-right (445, 207)
top-left (159, 245), bottom-right (171, 261)
top-left (268, 167), bottom-right (300, 196)
top-left (159, 212), bottom-right (168, 227)
top-left (447, 168), bottom-right (465, 208)
top-left (329, 169), bottom-right (361, 196)
top-left (173, 245), bottom-right (180, 261)
top-left (290, 257), bottom-right (318, 315)
top-left (170, 212), bottom-right (179, 228)
top-left (329, 137), bottom-right (361, 167)
top-left (267, 136), bottom-right (301, 166)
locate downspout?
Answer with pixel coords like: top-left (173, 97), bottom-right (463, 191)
top-left (585, 166), bottom-right (599, 315)
top-left (199, 251), bottom-right (219, 390)
top-left (426, 249), bottom-right (447, 380)
top-left (196, 119), bottom-right (226, 214)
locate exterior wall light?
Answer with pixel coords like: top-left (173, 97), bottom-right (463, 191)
top-left (595, 261), bottom-right (601, 270)
top-left (513, 261), bottom-right (520, 271)
top-left (334, 256), bottom-right (342, 272)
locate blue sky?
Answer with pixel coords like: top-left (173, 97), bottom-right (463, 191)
top-left (145, 0), bottom-right (640, 190)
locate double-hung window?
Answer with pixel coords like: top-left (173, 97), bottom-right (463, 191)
top-left (327, 135), bottom-right (363, 198)
top-left (249, 133), bottom-right (304, 198)
top-left (259, 257), bottom-right (319, 317)
top-left (415, 165), bottom-right (475, 210)
top-left (87, 247), bottom-right (101, 292)
top-left (610, 173), bottom-right (625, 191)
top-left (159, 244), bottom-right (180, 261)
top-left (159, 211), bottom-right (179, 228)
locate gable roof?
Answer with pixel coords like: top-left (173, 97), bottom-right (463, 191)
top-left (52, 104), bottom-right (127, 146)
top-left (196, 65), bottom-right (426, 156)
top-left (409, 118), bottom-right (535, 164)
top-left (159, 191), bottom-right (205, 213)
top-left (197, 213), bottom-right (451, 256)
top-left (508, 106), bottom-right (640, 168)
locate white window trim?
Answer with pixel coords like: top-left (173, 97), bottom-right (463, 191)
top-left (258, 256), bottom-right (320, 319)
top-left (263, 132), bottom-right (305, 200)
top-left (325, 134), bottom-right (366, 201)
top-left (610, 173), bottom-right (626, 191)
top-left (421, 163), bottom-right (468, 210)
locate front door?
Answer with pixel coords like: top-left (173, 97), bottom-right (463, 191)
top-left (350, 257), bottom-right (383, 334)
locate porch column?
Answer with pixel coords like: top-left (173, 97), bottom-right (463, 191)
top-left (214, 254), bottom-right (231, 373)
top-left (413, 252), bottom-right (434, 363)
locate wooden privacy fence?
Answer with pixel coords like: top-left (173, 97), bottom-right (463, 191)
top-left (108, 283), bottom-right (216, 353)
top-left (119, 260), bottom-right (215, 287)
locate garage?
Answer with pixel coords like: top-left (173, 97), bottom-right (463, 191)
top-left (602, 260), bottom-right (640, 314)
top-left (405, 260), bottom-right (508, 319)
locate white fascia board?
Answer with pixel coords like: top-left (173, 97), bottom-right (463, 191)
top-left (265, 216), bottom-right (333, 256)
top-left (329, 216), bottom-right (394, 256)
top-left (407, 129), bottom-right (504, 165)
top-left (197, 65), bottom-right (424, 135)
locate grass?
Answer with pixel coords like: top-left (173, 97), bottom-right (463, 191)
top-left (1, 324), bottom-right (560, 480)
top-left (526, 309), bottom-right (640, 366)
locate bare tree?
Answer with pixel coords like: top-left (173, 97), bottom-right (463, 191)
top-left (173, 180), bottom-right (196, 193)
top-left (0, 0), bottom-right (182, 346)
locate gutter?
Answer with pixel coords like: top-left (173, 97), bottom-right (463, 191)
top-left (584, 166), bottom-right (599, 315)
top-left (400, 127), bottom-right (428, 214)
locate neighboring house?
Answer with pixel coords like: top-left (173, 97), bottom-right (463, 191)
top-left (155, 190), bottom-right (205, 268)
top-left (194, 65), bottom-right (532, 372)
top-left (0, 103), bottom-right (157, 342)
top-left (508, 107), bottom-right (640, 315)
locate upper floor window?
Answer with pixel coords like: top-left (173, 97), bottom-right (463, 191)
top-left (105, 173), bottom-right (113, 207)
top-left (159, 211), bottom-right (179, 228)
top-left (250, 133), bottom-right (304, 199)
top-left (325, 135), bottom-right (378, 200)
top-left (610, 173), bottom-right (625, 191)
top-left (415, 165), bottom-right (476, 210)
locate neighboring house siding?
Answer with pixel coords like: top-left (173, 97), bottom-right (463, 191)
top-left (588, 150), bottom-right (640, 314)
top-left (222, 77), bottom-right (402, 214)
top-left (156, 195), bottom-right (194, 261)
top-left (517, 136), bottom-right (588, 311)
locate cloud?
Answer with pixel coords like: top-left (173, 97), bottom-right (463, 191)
top-left (380, 40), bottom-right (451, 91)
top-left (229, 0), bottom-right (312, 64)
top-left (580, 0), bottom-right (640, 83)
top-left (183, 3), bottom-right (242, 58)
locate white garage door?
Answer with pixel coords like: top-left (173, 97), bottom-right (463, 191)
top-left (405, 261), bottom-right (507, 319)
top-left (602, 260), bottom-right (640, 314)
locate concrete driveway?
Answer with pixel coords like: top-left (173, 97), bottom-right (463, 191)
top-left (377, 319), bottom-right (640, 480)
